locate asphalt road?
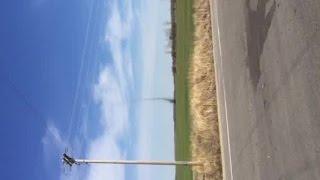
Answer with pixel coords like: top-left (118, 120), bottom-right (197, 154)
top-left (210, 0), bottom-right (320, 179)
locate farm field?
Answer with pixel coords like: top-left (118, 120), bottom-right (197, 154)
top-left (174, 0), bottom-right (194, 179)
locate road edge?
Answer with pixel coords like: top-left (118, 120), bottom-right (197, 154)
top-left (209, 1), bottom-right (232, 179)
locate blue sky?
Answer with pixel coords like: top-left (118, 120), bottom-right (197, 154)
top-left (0, 0), bottom-right (174, 179)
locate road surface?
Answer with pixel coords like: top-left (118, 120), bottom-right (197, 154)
top-left (210, 0), bottom-right (320, 179)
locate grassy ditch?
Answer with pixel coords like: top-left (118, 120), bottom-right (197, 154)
top-left (174, 0), bottom-right (222, 179)
top-left (189, 0), bottom-right (222, 179)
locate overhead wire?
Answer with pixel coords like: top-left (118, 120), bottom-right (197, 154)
top-left (66, 0), bottom-right (96, 142)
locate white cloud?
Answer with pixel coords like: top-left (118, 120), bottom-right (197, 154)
top-left (93, 67), bottom-right (129, 137)
top-left (105, 0), bottom-right (133, 42)
top-left (85, 0), bottom-right (135, 179)
top-left (42, 122), bottom-right (66, 149)
top-left (105, 0), bottom-right (134, 95)
top-left (43, 1), bottom-right (174, 180)
top-left (86, 135), bottom-right (125, 180)
top-left (42, 122), bottom-right (70, 179)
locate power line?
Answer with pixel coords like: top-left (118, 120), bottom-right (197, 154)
top-left (66, 0), bottom-right (96, 142)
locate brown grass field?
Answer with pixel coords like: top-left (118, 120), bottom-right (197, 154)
top-left (188, 0), bottom-right (222, 179)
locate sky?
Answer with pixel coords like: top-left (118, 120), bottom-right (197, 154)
top-left (0, 0), bottom-right (175, 179)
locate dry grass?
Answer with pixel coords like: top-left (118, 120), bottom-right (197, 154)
top-left (189, 0), bottom-right (222, 179)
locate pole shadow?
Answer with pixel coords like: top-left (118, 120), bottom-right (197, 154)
top-left (245, 0), bottom-right (276, 88)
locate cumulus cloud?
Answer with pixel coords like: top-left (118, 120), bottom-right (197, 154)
top-left (42, 0), bottom-right (174, 180)
top-left (85, 0), bottom-right (135, 179)
top-left (86, 135), bottom-right (125, 180)
top-left (93, 68), bottom-right (129, 136)
top-left (105, 0), bottom-right (134, 94)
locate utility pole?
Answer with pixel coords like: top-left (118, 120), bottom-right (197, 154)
top-left (62, 153), bottom-right (203, 167)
